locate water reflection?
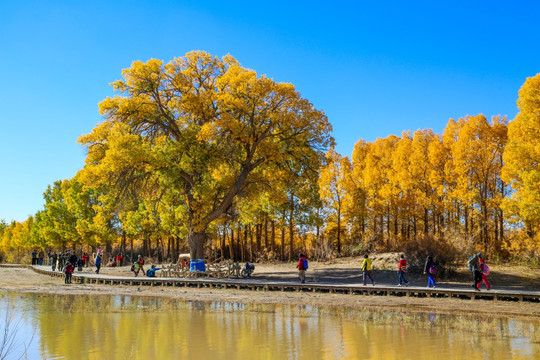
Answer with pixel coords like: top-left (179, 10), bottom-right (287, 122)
top-left (0, 292), bottom-right (539, 359)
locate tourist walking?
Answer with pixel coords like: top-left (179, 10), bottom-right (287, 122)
top-left (132, 261), bottom-right (140, 277)
top-left (31, 250), bottom-right (37, 265)
top-left (95, 253), bottom-right (102, 274)
top-left (397, 254), bottom-right (409, 286)
top-left (478, 254), bottom-right (491, 290)
top-left (467, 253), bottom-right (483, 291)
top-left (50, 251), bottom-right (58, 271)
top-left (137, 255), bottom-right (145, 276)
top-left (297, 254), bottom-right (308, 283)
top-left (424, 255), bottom-right (437, 288)
top-left (38, 249), bottom-right (45, 265)
top-left (361, 254), bottom-right (375, 286)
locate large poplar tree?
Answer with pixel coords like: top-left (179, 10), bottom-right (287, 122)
top-left (79, 51), bottom-right (332, 259)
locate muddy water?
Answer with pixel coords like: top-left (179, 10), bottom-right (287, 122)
top-left (1, 292), bottom-right (538, 359)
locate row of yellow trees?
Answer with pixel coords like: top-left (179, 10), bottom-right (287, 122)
top-left (0, 52), bottom-right (538, 263)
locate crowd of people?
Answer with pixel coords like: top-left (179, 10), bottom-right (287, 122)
top-left (31, 248), bottom-right (493, 290)
top-left (36, 248), bottom-right (131, 283)
top-left (295, 252), bottom-right (492, 291)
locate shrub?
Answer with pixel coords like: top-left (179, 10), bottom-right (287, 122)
top-left (402, 235), bottom-right (461, 278)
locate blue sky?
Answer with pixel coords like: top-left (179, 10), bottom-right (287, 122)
top-left (1, 1), bottom-right (539, 222)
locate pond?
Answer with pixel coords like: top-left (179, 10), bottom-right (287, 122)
top-left (0, 292), bottom-right (539, 359)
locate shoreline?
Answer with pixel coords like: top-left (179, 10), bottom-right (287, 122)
top-left (1, 267), bottom-right (539, 320)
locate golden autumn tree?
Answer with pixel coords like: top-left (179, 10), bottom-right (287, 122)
top-left (349, 139), bottom-right (371, 242)
top-left (318, 148), bottom-right (352, 254)
top-left (451, 114), bottom-right (507, 253)
top-left (409, 129), bottom-right (439, 235)
top-left (78, 51), bottom-right (333, 259)
top-left (502, 73), bottom-right (540, 239)
top-left (391, 132), bottom-right (416, 240)
top-left (361, 135), bottom-right (400, 246)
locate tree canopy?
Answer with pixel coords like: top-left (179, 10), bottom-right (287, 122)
top-left (77, 51), bottom-right (333, 258)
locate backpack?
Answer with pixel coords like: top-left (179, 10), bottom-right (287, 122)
top-left (303, 259), bottom-right (308, 270)
top-left (429, 264), bottom-right (437, 275)
top-left (130, 264), bottom-right (135, 272)
top-left (482, 264), bottom-right (490, 275)
top-left (467, 255), bottom-right (475, 270)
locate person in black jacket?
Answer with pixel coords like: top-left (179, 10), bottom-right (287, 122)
top-left (468, 253), bottom-right (483, 291)
top-left (68, 251), bottom-right (78, 268)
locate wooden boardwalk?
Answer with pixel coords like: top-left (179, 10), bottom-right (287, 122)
top-left (2, 263), bottom-right (540, 303)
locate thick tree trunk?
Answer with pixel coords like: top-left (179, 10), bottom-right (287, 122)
top-left (188, 230), bottom-right (207, 260)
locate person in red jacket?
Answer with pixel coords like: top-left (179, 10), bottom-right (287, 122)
top-left (116, 253), bottom-right (124, 267)
top-left (64, 262), bottom-right (74, 284)
top-left (297, 254), bottom-right (307, 284)
top-left (397, 254), bottom-right (409, 286)
top-left (478, 254), bottom-right (491, 290)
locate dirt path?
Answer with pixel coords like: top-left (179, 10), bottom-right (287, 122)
top-left (1, 257), bottom-right (539, 319)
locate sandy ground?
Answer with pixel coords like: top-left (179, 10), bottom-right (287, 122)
top-left (1, 256), bottom-right (539, 319)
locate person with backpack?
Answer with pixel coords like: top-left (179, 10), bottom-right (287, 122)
top-left (361, 254), bottom-right (376, 286)
top-left (146, 264), bottom-right (161, 277)
top-left (297, 254), bottom-right (308, 284)
top-left (132, 261), bottom-right (140, 277)
top-left (397, 254), bottom-right (409, 287)
top-left (467, 253), bottom-right (482, 291)
top-left (423, 255), bottom-right (437, 288)
top-left (477, 254), bottom-right (491, 290)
